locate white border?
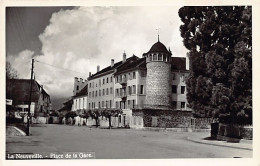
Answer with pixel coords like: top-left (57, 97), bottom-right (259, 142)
top-left (1, 0), bottom-right (259, 166)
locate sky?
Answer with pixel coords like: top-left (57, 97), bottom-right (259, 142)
top-left (6, 6), bottom-right (188, 109)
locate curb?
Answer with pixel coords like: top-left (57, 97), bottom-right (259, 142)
top-left (6, 126), bottom-right (26, 136)
top-left (186, 136), bottom-right (252, 151)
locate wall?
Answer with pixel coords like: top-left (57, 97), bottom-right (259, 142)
top-left (132, 109), bottom-right (193, 128)
top-left (72, 96), bottom-right (88, 111)
top-left (146, 62), bottom-right (172, 106)
top-left (171, 71), bottom-right (190, 110)
top-left (73, 77), bottom-right (88, 96)
top-left (88, 73), bottom-right (114, 109)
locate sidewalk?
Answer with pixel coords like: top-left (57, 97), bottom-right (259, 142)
top-left (187, 133), bottom-right (253, 151)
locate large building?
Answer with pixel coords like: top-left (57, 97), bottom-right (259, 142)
top-left (72, 39), bottom-right (191, 128)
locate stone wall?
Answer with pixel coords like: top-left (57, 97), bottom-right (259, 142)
top-left (146, 62), bottom-right (172, 106)
top-left (133, 109), bottom-right (192, 128)
top-left (194, 118), bottom-right (214, 129)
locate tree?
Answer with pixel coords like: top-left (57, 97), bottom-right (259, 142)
top-left (6, 61), bottom-right (19, 80)
top-left (88, 109), bottom-right (101, 127)
top-left (101, 109), bottom-right (123, 129)
top-left (179, 6), bottom-right (252, 124)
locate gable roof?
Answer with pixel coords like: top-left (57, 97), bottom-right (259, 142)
top-left (88, 60), bottom-right (123, 80)
top-left (6, 79), bottom-right (50, 105)
top-left (114, 55), bottom-right (146, 75)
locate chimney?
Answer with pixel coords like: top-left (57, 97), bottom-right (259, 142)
top-left (89, 72), bottom-right (91, 77)
top-left (111, 59), bottom-right (114, 67)
top-left (123, 52), bottom-right (126, 62)
top-left (97, 65), bottom-right (100, 72)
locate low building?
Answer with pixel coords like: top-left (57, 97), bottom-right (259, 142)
top-left (6, 79), bottom-right (52, 124)
top-left (72, 83), bottom-right (88, 111)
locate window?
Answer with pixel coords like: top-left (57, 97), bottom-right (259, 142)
top-left (140, 71), bottom-right (146, 77)
top-left (92, 92), bottom-right (94, 98)
top-left (89, 103), bottom-right (91, 109)
top-left (181, 102), bottom-right (185, 108)
top-left (128, 86), bottom-right (132, 95)
top-left (149, 55), bottom-right (152, 61)
top-left (103, 89), bottom-right (105, 95)
top-left (116, 101), bottom-right (118, 108)
top-left (106, 88), bottom-right (109, 95)
top-left (172, 85), bottom-right (177, 93)
top-left (128, 100), bottom-right (130, 108)
top-left (95, 91), bottom-right (97, 97)
top-left (89, 83), bottom-right (91, 88)
top-left (132, 100), bottom-right (135, 108)
top-left (77, 85), bottom-right (79, 90)
top-left (119, 115), bottom-right (121, 123)
top-left (98, 102), bottom-right (100, 108)
top-left (133, 85), bottom-right (136, 94)
top-left (102, 101), bottom-right (104, 108)
top-left (99, 90), bottom-right (101, 96)
top-left (116, 89), bottom-right (119, 97)
top-left (99, 79), bottom-right (101, 86)
top-left (181, 86), bottom-right (185, 94)
top-left (140, 85), bottom-right (144, 94)
top-left (133, 72), bottom-right (136, 79)
top-left (116, 76), bottom-right (118, 83)
top-left (111, 76), bottom-right (113, 82)
top-left (107, 78), bottom-right (109, 83)
top-left (153, 54), bottom-right (157, 61)
top-left (110, 100), bottom-right (112, 108)
top-left (119, 75), bottom-right (122, 82)
top-left (110, 87), bottom-right (113, 94)
top-left (158, 54), bottom-right (162, 60)
top-left (129, 73), bottom-right (132, 80)
top-left (89, 92), bottom-right (91, 98)
top-left (106, 101), bottom-right (108, 108)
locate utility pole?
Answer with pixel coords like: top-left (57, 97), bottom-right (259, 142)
top-left (26, 59), bottom-right (34, 136)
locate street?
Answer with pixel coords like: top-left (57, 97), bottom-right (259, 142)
top-left (6, 124), bottom-right (252, 159)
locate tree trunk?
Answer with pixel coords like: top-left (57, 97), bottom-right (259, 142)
top-left (95, 118), bottom-right (99, 127)
top-left (109, 116), bottom-right (111, 129)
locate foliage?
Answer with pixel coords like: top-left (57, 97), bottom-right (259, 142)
top-left (65, 111), bottom-right (78, 119)
top-left (6, 61), bottom-right (19, 80)
top-left (179, 6), bottom-right (252, 124)
top-left (100, 109), bottom-right (123, 128)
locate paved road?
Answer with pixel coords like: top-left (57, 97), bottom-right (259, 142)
top-left (6, 124), bottom-right (252, 159)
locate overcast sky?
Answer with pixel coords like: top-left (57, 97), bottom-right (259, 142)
top-left (6, 6), bottom-right (188, 109)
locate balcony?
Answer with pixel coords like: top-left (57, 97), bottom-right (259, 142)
top-left (119, 78), bottom-right (127, 87)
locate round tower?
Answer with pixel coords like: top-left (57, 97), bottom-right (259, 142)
top-left (144, 40), bottom-right (172, 108)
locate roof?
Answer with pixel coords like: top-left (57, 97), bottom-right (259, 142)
top-left (88, 60), bottom-right (123, 80)
top-left (146, 41), bottom-right (171, 55)
top-left (74, 84), bottom-right (88, 98)
top-left (114, 55), bottom-right (146, 75)
top-left (6, 79), bottom-right (50, 105)
top-left (171, 57), bottom-right (187, 71)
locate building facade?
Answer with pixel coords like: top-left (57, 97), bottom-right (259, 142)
top-left (71, 39), bottom-right (191, 128)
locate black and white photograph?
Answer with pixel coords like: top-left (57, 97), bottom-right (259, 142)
top-left (2, 1), bottom-right (259, 165)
